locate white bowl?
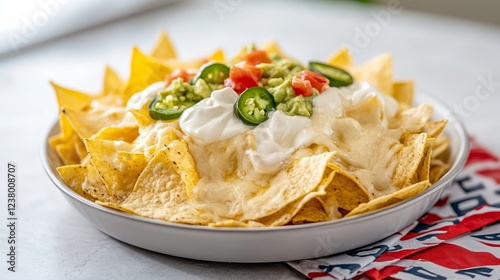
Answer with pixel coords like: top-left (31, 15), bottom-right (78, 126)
top-left (42, 92), bottom-right (469, 263)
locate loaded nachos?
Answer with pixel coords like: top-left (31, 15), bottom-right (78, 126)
top-left (50, 32), bottom-right (451, 227)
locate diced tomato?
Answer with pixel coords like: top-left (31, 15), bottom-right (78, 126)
top-left (300, 70), bottom-right (329, 92)
top-left (165, 69), bottom-right (192, 86)
top-left (225, 62), bottom-right (263, 94)
top-left (243, 50), bottom-right (271, 65)
top-left (292, 76), bottom-right (314, 97)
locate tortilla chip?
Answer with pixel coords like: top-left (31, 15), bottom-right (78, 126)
top-left (150, 30), bottom-right (177, 60)
top-left (354, 53), bottom-right (393, 96)
top-left (209, 49), bottom-right (225, 62)
top-left (119, 148), bottom-right (206, 224)
top-left (123, 47), bottom-right (171, 103)
top-left (412, 140), bottom-right (432, 183)
top-left (346, 180), bottom-right (431, 218)
top-left (424, 119), bottom-right (448, 138)
top-left (327, 47), bottom-right (353, 70)
top-left (165, 140), bottom-right (199, 199)
top-left (102, 66), bottom-right (123, 97)
top-left (54, 134), bottom-right (82, 165)
top-left (256, 174), bottom-right (333, 226)
top-left (63, 107), bottom-right (127, 139)
top-left (93, 126), bottom-right (139, 143)
top-left (245, 152), bottom-right (336, 222)
top-left (430, 159), bottom-right (449, 184)
top-left (392, 80), bottom-right (414, 110)
top-left (323, 172), bottom-right (370, 214)
top-left (129, 106), bottom-right (155, 129)
top-left (292, 198), bottom-right (330, 224)
top-left (432, 134), bottom-right (451, 160)
top-left (344, 95), bottom-right (383, 124)
top-left (393, 133), bottom-right (428, 188)
top-left (51, 81), bottom-right (93, 111)
top-left (132, 121), bottom-right (179, 159)
top-left (74, 136), bottom-right (88, 159)
top-left (81, 161), bottom-right (109, 202)
top-left (57, 165), bottom-right (92, 199)
top-left (49, 113), bottom-right (75, 151)
top-left (393, 103), bottom-right (434, 133)
top-left (85, 138), bottom-right (146, 202)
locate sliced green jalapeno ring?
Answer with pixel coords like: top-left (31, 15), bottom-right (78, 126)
top-left (148, 96), bottom-right (197, 120)
top-left (308, 61), bottom-right (354, 87)
top-left (234, 87), bottom-right (276, 126)
top-left (192, 62), bottom-right (230, 84)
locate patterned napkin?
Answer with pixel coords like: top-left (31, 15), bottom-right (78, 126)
top-left (288, 138), bottom-right (500, 279)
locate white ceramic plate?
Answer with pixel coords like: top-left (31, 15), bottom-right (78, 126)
top-left (42, 92), bottom-right (469, 263)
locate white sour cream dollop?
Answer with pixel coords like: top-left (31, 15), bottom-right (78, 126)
top-left (179, 88), bottom-right (254, 145)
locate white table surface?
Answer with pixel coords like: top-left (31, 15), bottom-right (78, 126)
top-left (1, 0), bottom-right (499, 279)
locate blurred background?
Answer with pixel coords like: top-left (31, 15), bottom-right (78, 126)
top-left (1, 0), bottom-right (499, 56)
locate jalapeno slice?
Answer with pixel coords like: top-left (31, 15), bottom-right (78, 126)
top-left (308, 62), bottom-right (354, 87)
top-left (148, 96), bottom-right (197, 120)
top-left (234, 87), bottom-right (276, 126)
top-left (192, 62), bottom-right (230, 84)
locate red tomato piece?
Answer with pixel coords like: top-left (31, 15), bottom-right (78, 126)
top-left (300, 70), bottom-right (329, 92)
top-left (243, 50), bottom-right (271, 65)
top-left (292, 76), bottom-right (314, 97)
top-left (165, 69), bottom-right (191, 86)
top-left (226, 62), bottom-right (263, 94)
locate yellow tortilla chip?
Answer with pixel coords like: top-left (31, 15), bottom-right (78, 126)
top-left (393, 133), bottom-right (428, 188)
top-left (346, 180), bottom-right (431, 218)
top-left (81, 161), bottom-right (110, 202)
top-left (256, 174), bottom-right (333, 226)
top-left (432, 134), bottom-right (451, 160)
top-left (209, 49), bottom-right (225, 62)
top-left (132, 120), bottom-right (179, 159)
top-left (424, 119), bottom-right (448, 138)
top-left (63, 107), bottom-right (127, 139)
top-left (323, 172), bottom-right (370, 214)
top-left (327, 47), bottom-right (353, 70)
top-left (392, 103), bottom-right (434, 133)
top-left (292, 198), bottom-right (330, 224)
top-left (430, 159), bottom-right (449, 184)
top-left (48, 134), bottom-right (65, 150)
top-left (164, 140), bottom-right (199, 198)
top-left (150, 30), bottom-right (177, 60)
top-left (51, 81), bottom-right (93, 111)
top-left (123, 47), bottom-right (171, 103)
top-left (119, 148), bottom-right (209, 224)
top-left (392, 80), bottom-right (414, 110)
top-left (129, 105), bottom-right (155, 129)
top-left (245, 152), bottom-right (336, 222)
top-left (412, 140), bottom-right (432, 183)
top-left (54, 136), bottom-right (81, 165)
top-left (344, 95), bottom-right (383, 124)
top-left (102, 66), bottom-right (123, 97)
top-left (353, 53), bottom-right (393, 96)
top-left (74, 136), bottom-right (88, 159)
top-left (57, 164), bottom-right (92, 199)
top-left (85, 138), bottom-right (146, 202)
top-left (93, 126), bottom-right (139, 143)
